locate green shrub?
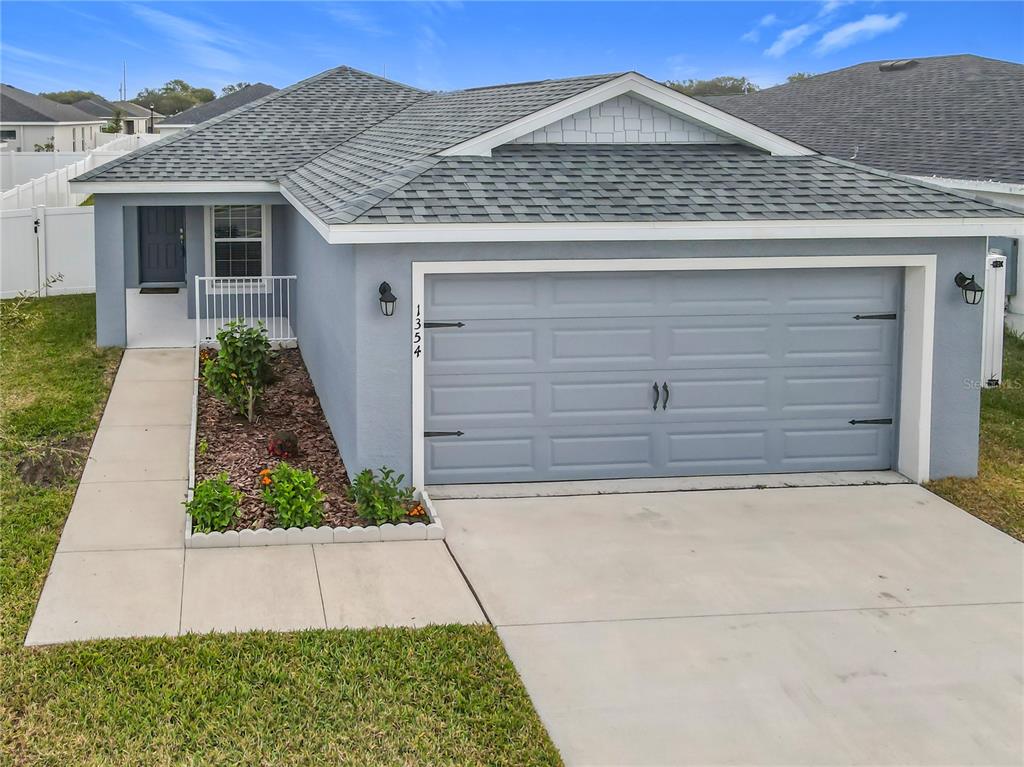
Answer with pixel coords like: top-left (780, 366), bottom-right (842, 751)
top-left (262, 462), bottom-right (325, 528)
top-left (203, 319), bottom-right (272, 422)
top-left (186, 474), bottom-right (241, 533)
top-left (347, 466), bottom-right (415, 526)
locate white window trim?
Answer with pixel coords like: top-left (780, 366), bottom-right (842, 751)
top-left (411, 255), bottom-right (936, 490)
top-left (203, 204), bottom-right (273, 292)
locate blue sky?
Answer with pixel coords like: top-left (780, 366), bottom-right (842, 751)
top-left (1, 1), bottom-right (1021, 98)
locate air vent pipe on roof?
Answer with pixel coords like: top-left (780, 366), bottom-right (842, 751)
top-left (878, 59), bottom-right (918, 72)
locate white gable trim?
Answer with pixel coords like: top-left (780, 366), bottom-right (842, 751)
top-left (440, 73), bottom-right (815, 158)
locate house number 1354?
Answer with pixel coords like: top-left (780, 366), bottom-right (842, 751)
top-left (413, 304), bottom-right (422, 358)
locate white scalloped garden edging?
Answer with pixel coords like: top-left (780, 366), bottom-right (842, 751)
top-left (185, 347), bottom-right (445, 549)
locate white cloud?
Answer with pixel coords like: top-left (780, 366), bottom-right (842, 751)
top-left (815, 12), bottom-right (908, 54)
top-left (130, 5), bottom-right (244, 72)
top-left (765, 23), bottom-right (817, 58)
top-left (741, 12), bottom-right (780, 43)
top-left (818, 0), bottom-right (855, 18)
top-left (665, 53), bottom-right (698, 80)
top-left (327, 5), bottom-right (388, 36)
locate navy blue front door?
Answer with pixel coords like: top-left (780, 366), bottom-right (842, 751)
top-left (138, 206), bottom-right (185, 284)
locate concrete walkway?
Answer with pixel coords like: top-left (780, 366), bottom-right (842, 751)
top-left (26, 349), bottom-right (482, 646)
top-left (440, 486), bottom-right (1024, 766)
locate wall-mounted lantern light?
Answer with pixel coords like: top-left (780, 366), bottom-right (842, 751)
top-left (954, 272), bottom-right (984, 305)
top-left (378, 281), bottom-right (397, 316)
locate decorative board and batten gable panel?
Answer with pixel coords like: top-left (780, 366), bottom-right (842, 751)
top-left (512, 94), bottom-right (735, 145)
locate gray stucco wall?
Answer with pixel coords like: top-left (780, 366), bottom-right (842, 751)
top-left (273, 211), bottom-right (987, 483)
top-left (97, 197), bottom-right (989, 482)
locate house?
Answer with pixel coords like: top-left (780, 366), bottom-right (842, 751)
top-left (71, 66), bottom-right (1023, 491)
top-left (0, 84), bottom-right (106, 152)
top-left (154, 83), bottom-right (277, 136)
top-left (703, 55), bottom-right (1024, 323)
top-left (74, 97), bottom-right (162, 135)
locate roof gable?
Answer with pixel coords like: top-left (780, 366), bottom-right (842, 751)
top-left (512, 93), bottom-right (736, 145)
top-left (441, 73), bottom-right (813, 157)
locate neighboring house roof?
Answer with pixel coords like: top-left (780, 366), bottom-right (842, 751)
top-left (75, 65), bottom-right (1021, 228)
top-left (73, 97), bottom-right (119, 117)
top-left (115, 100), bottom-right (162, 118)
top-left (348, 143), bottom-right (1013, 225)
top-left (74, 97), bottom-right (160, 120)
top-left (703, 54), bottom-right (1024, 184)
top-left (156, 83), bottom-right (278, 126)
top-left (1, 84), bottom-right (104, 123)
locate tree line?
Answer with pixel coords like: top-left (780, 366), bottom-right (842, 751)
top-left (40, 81), bottom-right (253, 116)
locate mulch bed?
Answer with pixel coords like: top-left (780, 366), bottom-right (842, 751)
top-left (195, 348), bottom-right (364, 530)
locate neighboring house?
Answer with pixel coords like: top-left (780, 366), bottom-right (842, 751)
top-left (0, 84), bottom-right (105, 152)
top-left (154, 83), bottom-right (277, 135)
top-left (703, 54), bottom-right (1024, 317)
top-left (72, 66), bottom-right (1022, 490)
top-left (73, 97), bottom-right (162, 135)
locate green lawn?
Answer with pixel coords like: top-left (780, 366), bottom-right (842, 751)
top-left (927, 330), bottom-right (1024, 541)
top-left (1, 295), bottom-right (560, 767)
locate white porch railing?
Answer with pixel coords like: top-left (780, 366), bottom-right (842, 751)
top-left (195, 275), bottom-right (297, 348)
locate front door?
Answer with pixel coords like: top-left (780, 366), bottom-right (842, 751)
top-left (138, 206), bottom-right (186, 284)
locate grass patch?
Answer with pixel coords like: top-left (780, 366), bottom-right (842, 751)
top-left (1, 296), bottom-right (560, 766)
top-left (927, 330), bottom-right (1024, 541)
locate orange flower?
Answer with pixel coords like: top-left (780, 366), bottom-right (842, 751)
top-left (259, 468), bottom-right (272, 476)
top-left (261, 476), bottom-right (272, 486)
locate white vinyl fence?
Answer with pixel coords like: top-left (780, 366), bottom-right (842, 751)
top-left (1, 205), bottom-right (94, 298)
top-left (0, 134), bottom-right (159, 209)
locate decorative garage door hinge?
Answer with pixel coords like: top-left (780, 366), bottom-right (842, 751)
top-left (424, 431), bottom-right (465, 437)
top-left (852, 313), bottom-right (897, 320)
top-left (424, 321), bottom-right (466, 328)
top-left (848, 418), bottom-right (893, 426)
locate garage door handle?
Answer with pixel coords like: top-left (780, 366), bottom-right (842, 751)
top-left (652, 383), bottom-right (660, 410)
top-left (662, 382), bottom-right (670, 410)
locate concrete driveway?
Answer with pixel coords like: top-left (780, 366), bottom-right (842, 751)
top-left (438, 484), bottom-right (1024, 766)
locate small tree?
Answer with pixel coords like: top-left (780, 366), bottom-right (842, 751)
top-left (33, 137), bottom-right (55, 152)
top-left (203, 320), bottom-right (272, 422)
top-left (787, 72), bottom-right (815, 83)
top-left (101, 109), bottom-right (123, 134)
top-left (665, 76), bottom-right (760, 97)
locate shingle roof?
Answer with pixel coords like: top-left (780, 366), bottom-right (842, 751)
top-left (282, 72), bottom-right (623, 223)
top-left (76, 64), bottom-right (1020, 226)
top-left (73, 97), bottom-right (118, 118)
top-left (157, 84), bottom-right (277, 126)
top-left (115, 100), bottom-right (161, 118)
top-left (76, 68), bottom-right (426, 182)
top-left (1, 84), bottom-right (104, 123)
top-left (348, 143), bottom-right (1018, 224)
top-left (72, 97), bottom-right (159, 119)
top-left (703, 54), bottom-right (1024, 184)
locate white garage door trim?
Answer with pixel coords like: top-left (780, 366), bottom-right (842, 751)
top-left (411, 255), bottom-right (936, 489)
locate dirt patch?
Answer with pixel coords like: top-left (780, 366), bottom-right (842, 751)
top-left (195, 348), bottom-right (363, 529)
top-left (16, 436), bottom-right (91, 487)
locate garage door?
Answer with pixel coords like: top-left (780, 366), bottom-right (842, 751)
top-left (423, 268), bottom-right (900, 485)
